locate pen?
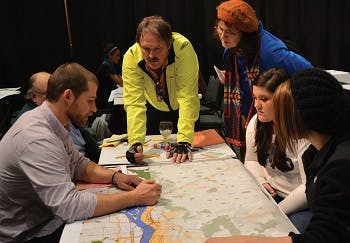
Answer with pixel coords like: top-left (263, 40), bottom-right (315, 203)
top-left (115, 154), bottom-right (126, 158)
top-left (143, 153), bottom-right (160, 158)
top-left (115, 153), bottom-right (160, 159)
top-left (191, 147), bottom-right (205, 152)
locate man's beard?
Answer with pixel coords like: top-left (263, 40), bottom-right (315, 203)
top-left (67, 110), bottom-right (87, 127)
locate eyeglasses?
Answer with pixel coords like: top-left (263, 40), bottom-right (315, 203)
top-left (215, 25), bottom-right (240, 36)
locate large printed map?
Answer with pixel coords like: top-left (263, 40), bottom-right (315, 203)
top-left (61, 159), bottom-right (297, 243)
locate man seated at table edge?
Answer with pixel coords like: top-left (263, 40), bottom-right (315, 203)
top-left (0, 62), bottom-right (162, 242)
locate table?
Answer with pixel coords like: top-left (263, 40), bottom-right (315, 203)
top-left (343, 84), bottom-right (350, 91)
top-left (60, 136), bottom-right (298, 242)
top-left (0, 87), bottom-right (21, 100)
top-left (61, 160), bottom-right (298, 242)
top-left (98, 135), bottom-right (236, 166)
top-left (108, 87), bottom-right (123, 105)
top-left (107, 88), bottom-right (127, 134)
top-left (0, 88), bottom-right (22, 139)
top-left (326, 69), bottom-right (350, 84)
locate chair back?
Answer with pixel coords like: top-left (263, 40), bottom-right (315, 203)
top-left (202, 75), bottom-right (223, 112)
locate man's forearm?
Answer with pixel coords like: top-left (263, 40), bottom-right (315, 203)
top-left (93, 191), bottom-right (137, 217)
top-left (80, 161), bottom-right (114, 184)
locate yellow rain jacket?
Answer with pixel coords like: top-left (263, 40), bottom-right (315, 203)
top-left (123, 32), bottom-right (199, 145)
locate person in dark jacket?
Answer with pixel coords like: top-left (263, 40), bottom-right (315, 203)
top-left (12, 72), bottom-right (50, 124)
top-left (96, 43), bottom-right (123, 109)
top-left (206, 68), bottom-right (350, 243)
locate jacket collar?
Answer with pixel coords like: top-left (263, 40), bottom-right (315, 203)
top-left (307, 130), bottom-right (350, 170)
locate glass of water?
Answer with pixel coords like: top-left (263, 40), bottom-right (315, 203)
top-left (159, 121), bottom-right (173, 141)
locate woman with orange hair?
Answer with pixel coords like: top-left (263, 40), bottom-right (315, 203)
top-left (215, 0), bottom-right (312, 161)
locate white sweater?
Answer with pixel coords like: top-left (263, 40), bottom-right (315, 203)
top-left (245, 114), bottom-right (310, 215)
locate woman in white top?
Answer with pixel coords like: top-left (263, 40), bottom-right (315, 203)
top-left (245, 68), bottom-right (310, 232)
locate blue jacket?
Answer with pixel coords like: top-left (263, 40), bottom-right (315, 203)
top-left (224, 22), bottom-right (312, 77)
top-left (258, 23), bottom-right (312, 75)
top-left (222, 22), bottom-right (312, 151)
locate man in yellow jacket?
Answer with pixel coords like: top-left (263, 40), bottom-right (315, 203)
top-left (123, 15), bottom-right (199, 164)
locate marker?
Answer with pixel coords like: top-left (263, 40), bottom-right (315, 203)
top-left (153, 143), bottom-right (170, 150)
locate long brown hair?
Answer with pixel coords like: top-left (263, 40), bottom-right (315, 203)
top-left (253, 68), bottom-right (293, 171)
top-left (273, 81), bottom-right (306, 153)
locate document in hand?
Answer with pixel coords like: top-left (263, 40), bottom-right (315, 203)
top-left (192, 129), bottom-right (225, 147)
top-left (213, 65), bottom-right (225, 83)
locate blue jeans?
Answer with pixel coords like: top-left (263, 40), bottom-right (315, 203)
top-left (288, 209), bottom-right (312, 233)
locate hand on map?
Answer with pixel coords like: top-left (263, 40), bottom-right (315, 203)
top-left (133, 180), bottom-right (162, 205)
top-left (115, 173), bottom-right (143, 191)
top-left (126, 143), bottom-right (144, 164)
top-left (166, 142), bottom-right (192, 163)
top-left (262, 182), bottom-right (277, 198)
top-left (133, 145), bottom-right (144, 164)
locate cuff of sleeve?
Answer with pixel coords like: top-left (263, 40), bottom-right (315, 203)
top-left (278, 200), bottom-right (288, 214)
top-left (111, 170), bottom-right (122, 186)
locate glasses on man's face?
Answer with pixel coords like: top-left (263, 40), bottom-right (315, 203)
top-left (216, 25), bottom-right (240, 36)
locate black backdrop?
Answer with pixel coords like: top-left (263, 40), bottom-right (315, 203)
top-left (1, 0), bottom-right (350, 88)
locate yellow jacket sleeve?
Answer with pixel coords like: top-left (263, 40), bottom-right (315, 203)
top-left (171, 33), bottom-right (199, 144)
top-left (122, 44), bottom-right (147, 145)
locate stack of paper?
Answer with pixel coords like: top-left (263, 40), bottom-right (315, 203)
top-left (100, 134), bottom-right (127, 147)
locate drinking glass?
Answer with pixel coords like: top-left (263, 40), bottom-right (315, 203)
top-left (159, 121), bottom-right (173, 141)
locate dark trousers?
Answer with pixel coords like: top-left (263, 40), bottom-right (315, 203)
top-left (145, 103), bottom-right (179, 135)
top-left (26, 224), bottom-right (65, 243)
top-left (108, 104), bottom-right (127, 134)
